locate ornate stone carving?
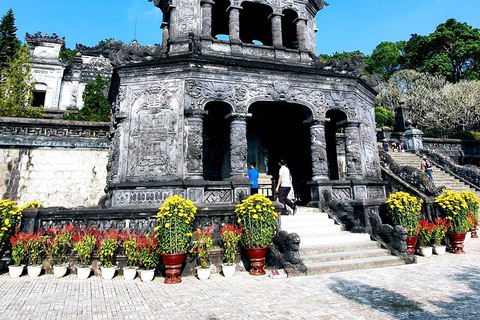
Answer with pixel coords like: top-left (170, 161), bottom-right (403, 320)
top-left (185, 109), bottom-right (207, 179)
top-left (345, 123), bottom-right (364, 179)
top-left (307, 119), bottom-right (329, 180)
top-left (228, 113), bottom-right (250, 178)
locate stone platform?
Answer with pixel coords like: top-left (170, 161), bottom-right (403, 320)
top-left (0, 238), bottom-right (479, 319)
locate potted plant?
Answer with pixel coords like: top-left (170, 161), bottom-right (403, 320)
top-left (385, 192), bottom-right (423, 255)
top-left (72, 226), bottom-right (99, 279)
top-left (46, 224), bottom-right (76, 278)
top-left (417, 220), bottom-right (434, 257)
top-left (434, 190), bottom-right (469, 254)
top-left (121, 230), bottom-right (140, 280)
top-left (97, 229), bottom-right (121, 279)
top-left (25, 229), bottom-right (47, 277)
top-left (0, 200), bottom-right (43, 261)
top-left (190, 226), bottom-right (214, 280)
top-left (460, 191), bottom-right (480, 238)
top-left (137, 233), bottom-right (161, 282)
top-left (8, 231), bottom-right (27, 278)
top-left (431, 218), bottom-right (450, 255)
top-left (235, 194), bottom-right (278, 275)
top-left (219, 223), bottom-right (242, 277)
top-left (155, 195), bottom-right (196, 284)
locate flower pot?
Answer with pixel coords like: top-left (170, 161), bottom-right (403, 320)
top-left (245, 247), bottom-right (269, 276)
top-left (8, 265), bottom-right (25, 278)
top-left (101, 266), bottom-right (116, 280)
top-left (197, 267), bottom-right (211, 280)
top-left (160, 253), bottom-right (186, 284)
top-left (471, 228), bottom-right (478, 238)
top-left (418, 246), bottom-right (433, 257)
top-left (406, 236), bottom-right (418, 255)
top-left (123, 267), bottom-right (137, 280)
top-left (433, 245), bottom-right (446, 256)
top-left (77, 266), bottom-right (92, 279)
top-left (27, 265), bottom-right (42, 278)
top-left (140, 269), bottom-right (155, 282)
top-left (53, 265), bottom-right (68, 278)
top-left (448, 232), bottom-right (466, 254)
top-left (222, 264), bottom-right (236, 278)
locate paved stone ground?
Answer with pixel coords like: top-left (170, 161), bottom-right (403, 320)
top-left (1, 238), bottom-right (480, 320)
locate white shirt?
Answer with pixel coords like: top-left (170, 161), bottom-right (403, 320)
top-left (279, 166), bottom-right (292, 187)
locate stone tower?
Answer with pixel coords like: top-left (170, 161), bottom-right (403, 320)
top-left (105, 0), bottom-right (385, 212)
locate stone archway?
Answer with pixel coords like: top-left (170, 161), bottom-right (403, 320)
top-left (247, 101), bottom-right (312, 204)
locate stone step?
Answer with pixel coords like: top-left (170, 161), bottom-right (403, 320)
top-left (299, 241), bottom-right (381, 255)
top-left (305, 255), bottom-right (405, 275)
top-left (301, 248), bottom-right (392, 264)
top-left (299, 232), bottom-right (372, 247)
top-left (283, 224), bottom-right (342, 236)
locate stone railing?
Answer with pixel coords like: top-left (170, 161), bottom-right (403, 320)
top-left (423, 137), bottom-right (480, 165)
top-left (0, 117), bottom-right (110, 149)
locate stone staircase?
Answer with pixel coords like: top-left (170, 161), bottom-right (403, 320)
top-left (388, 152), bottom-right (480, 198)
top-left (281, 207), bottom-right (405, 275)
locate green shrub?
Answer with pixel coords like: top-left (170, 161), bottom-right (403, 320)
top-left (374, 106), bottom-right (395, 128)
top-left (449, 131), bottom-right (480, 141)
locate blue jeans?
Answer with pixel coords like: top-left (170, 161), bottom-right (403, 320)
top-left (426, 169), bottom-right (433, 180)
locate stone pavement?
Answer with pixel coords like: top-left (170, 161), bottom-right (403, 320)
top-left (1, 238), bottom-right (480, 320)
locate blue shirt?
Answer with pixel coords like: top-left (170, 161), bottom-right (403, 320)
top-left (248, 169), bottom-right (259, 188)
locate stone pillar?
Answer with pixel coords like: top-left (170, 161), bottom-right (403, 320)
top-left (394, 102), bottom-right (410, 132)
top-left (270, 12), bottom-right (283, 48)
top-left (227, 113), bottom-right (251, 181)
top-left (228, 5), bottom-right (242, 43)
top-left (169, 5), bottom-right (178, 40)
top-left (201, 0), bottom-right (215, 38)
top-left (345, 121), bottom-right (364, 180)
top-left (295, 17), bottom-right (308, 51)
top-left (404, 127), bottom-right (424, 153)
top-left (306, 119), bottom-right (329, 181)
top-left (185, 109), bottom-right (208, 180)
top-left (161, 22), bottom-right (169, 47)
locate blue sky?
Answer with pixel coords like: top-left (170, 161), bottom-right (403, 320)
top-left (3, 0), bottom-right (480, 56)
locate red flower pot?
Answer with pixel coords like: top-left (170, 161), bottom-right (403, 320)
top-left (406, 236), bottom-right (418, 255)
top-left (448, 232), bottom-right (466, 254)
top-left (245, 247), bottom-right (269, 276)
top-left (161, 253), bottom-right (186, 284)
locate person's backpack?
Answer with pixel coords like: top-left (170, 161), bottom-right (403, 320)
top-left (426, 161), bottom-right (432, 169)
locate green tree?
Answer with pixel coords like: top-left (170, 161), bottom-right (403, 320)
top-left (0, 9), bottom-right (21, 70)
top-left (374, 106), bottom-right (395, 128)
top-left (63, 73), bottom-right (111, 122)
top-left (0, 45), bottom-right (43, 118)
top-left (59, 47), bottom-right (77, 61)
top-left (319, 50), bottom-right (364, 62)
top-left (403, 19), bottom-right (480, 83)
top-left (365, 41), bottom-right (406, 81)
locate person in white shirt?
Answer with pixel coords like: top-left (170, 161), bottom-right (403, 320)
top-left (275, 159), bottom-right (297, 215)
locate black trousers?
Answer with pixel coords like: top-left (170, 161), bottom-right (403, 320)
top-left (279, 187), bottom-right (295, 214)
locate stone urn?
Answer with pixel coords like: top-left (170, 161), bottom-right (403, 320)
top-left (448, 232), bottom-right (466, 254)
top-left (245, 247), bottom-right (269, 276)
top-left (406, 236), bottom-right (418, 255)
top-left (160, 253), bottom-right (186, 284)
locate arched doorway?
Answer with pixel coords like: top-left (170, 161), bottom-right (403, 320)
top-left (325, 109), bottom-right (348, 180)
top-left (203, 102), bottom-right (231, 181)
top-left (247, 102), bottom-right (312, 204)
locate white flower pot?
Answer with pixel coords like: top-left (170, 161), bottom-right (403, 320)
top-left (53, 265), bottom-right (68, 278)
top-left (27, 265), bottom-right (42, 278)
top-left (140, 269), bottom-right (155, 282)
top-left (419, 246), bottom-right (433, 257)
top-left (77, 266), bottom-right (91, 280)
top-left (433, 245), bottom-right (446, 256)
top-left (8, 265), bottom-right (25, 278)
top-left (222, 264), bottom-right (236, 278)
top-left (123, 267), bottom-right (137, 281)
top-left (197, 267), bottom-right (211, 280)
top-left (101, 267), bottom-right (116, 280)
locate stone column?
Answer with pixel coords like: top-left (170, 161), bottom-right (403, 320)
top-left (161, 22), bottom-right (169, 47)
top-left (227, 113), bottom-right (251, 181)
top-left (345, 121), bottom-right (364, 180)
top-left (394, 101), bottom-right (410, 132)
top-left (295, 17), bottom-right (308, 51)
top-left (306, 119), bottom-right (329, 181)
top-left (228, 5), bottom-right (242, 43)
top-left (201, 0), bottom-right (215, 38)
top-left (269, 12), bottom-right (283, 48)
top-left (185, 109), bottom-right (208, 180)
top-left (169, 5), bottom-right (178, 40)
top-left (404, 127), bottom-right (424, 153)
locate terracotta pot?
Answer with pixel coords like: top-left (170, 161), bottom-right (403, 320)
top-left (406, 236), bottom-right (418, 255)
top-left (160, 253), bottom-right (186, 284)
top-left (448, 232), bottom-right (466, 254)
top-left (245, 247), bottom-right (269, 276)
